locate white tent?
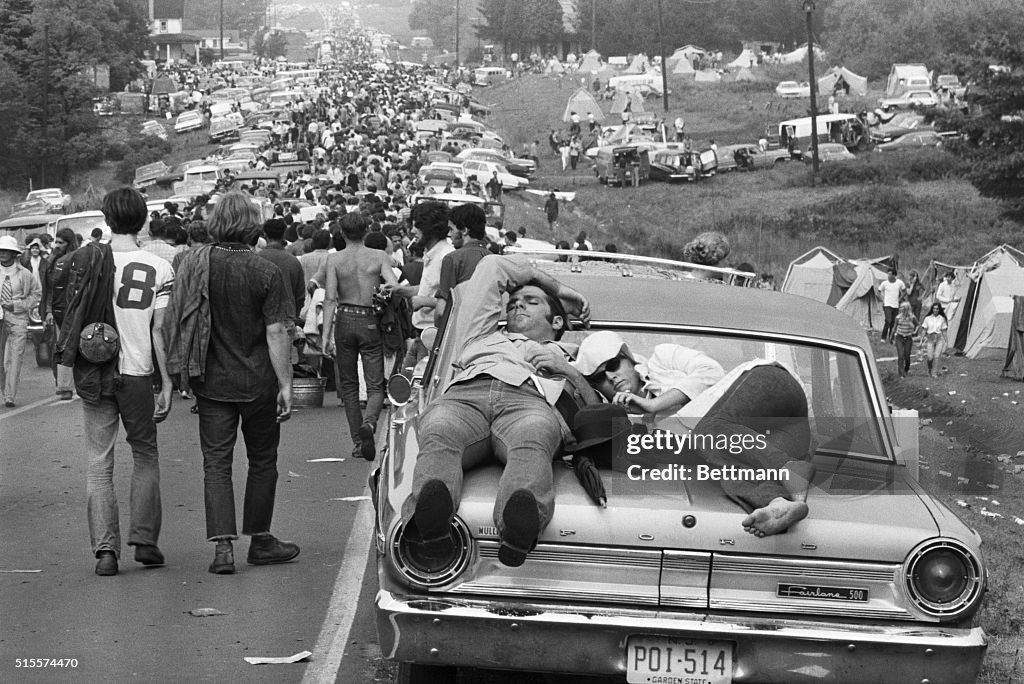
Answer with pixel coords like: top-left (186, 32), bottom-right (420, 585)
top-left (545, 58), bottom-right (565, 75)
top-left (947, 246), bottom-right (1024, 358)
top-left (579, 49), bottom-right (603, 73)
top-left (610, 89), bottom-right (646, 115)
top-left (671, 45), bottom-right (706, 62)
top-left (818, 65), bottom-right (869, 97)
top-left (623, 53), bottom-right (650, 74)
top-left (672, 57), bottom-right (695, 76)
top-left (733, 67), bottom-right (758, 82)
top-left (783, 247), bottom-right (892, 330)
top-left (727, 49), bottom-right (758, 69)
top-left (782, 247), bottom-right (844, 302)
top-left (835, 259), bottom-right (890, 331)
top-left (562, 88), bottom-right (605, 123)
top-left (694, 70), bottom-right (722, 83)
top-left (778, 44), bottom-right (826, 64)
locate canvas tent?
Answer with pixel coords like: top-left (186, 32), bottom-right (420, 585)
top-left (672, 57), bottom-right (695, 75)
top-left (778, 44), bottom-right (825, 64)
top-left (732, 67), bottom-right (758, 82)
top-left (1002, 295), bottom-right (1024, 381)
top-left (151, 76), bottom-right (179, 95)
top-left (671, 45), bottom-right (706, 63)
top-left (944, 245), bottom-right (1024, 359)
top-left (579, 49), bottom-right (603, 72)
top-left (624, 53), bottom-right (650, 74)
top-left (563, 88), bottom-right (605, 123)
top-left (782, 246), bottom-right (894, 330)
top-left (694, 70), bottom-right (722, 83)
top-left (728, 49), bottom-right (758, 69)
top-left (818, 65), bottom-right (868, 97)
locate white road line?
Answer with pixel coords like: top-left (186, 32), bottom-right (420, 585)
top-left (302, 483), bottom-right (376, 684)
top-left (0, 394), bottom-right (73, 420)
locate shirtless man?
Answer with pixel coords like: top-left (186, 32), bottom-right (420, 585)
top-left (575, 331), bottom-right (813, 537)
top-left (321, 213), bottom-right (398, 460)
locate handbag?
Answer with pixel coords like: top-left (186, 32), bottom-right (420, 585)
top-left (79, 322), bottom-right (120, 364)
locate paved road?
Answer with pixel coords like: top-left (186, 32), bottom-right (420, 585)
top-left (0, 354), bottom-right (395, 683)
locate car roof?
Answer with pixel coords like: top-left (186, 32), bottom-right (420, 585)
top-left (549, 269), bottom-right (869, 347)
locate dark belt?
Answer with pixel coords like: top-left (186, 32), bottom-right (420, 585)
top-left (338, 305), bottom-right (375, 315)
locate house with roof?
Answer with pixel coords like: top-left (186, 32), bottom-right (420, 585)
top-left (133, 0), bottom-right (201, 65)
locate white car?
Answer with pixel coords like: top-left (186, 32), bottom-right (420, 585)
top-left (878, 90), bottom-right (940, 111)
top-left (775, 81), bottom-right (811, 98)
top-left (460, 159), bottom-right (528, 190)
top-left (25, 188), bottom-right (71, 213)
top-left (174, 110), bottom-right (206, 134)
top-left (140, 120), bottom-right (168, 140)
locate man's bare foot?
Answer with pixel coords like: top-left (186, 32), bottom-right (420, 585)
top-left (742, 497), bottom-right (808, 537)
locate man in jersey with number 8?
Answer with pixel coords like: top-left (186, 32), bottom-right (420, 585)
top-left (87, 187), bottom-right (174, 576)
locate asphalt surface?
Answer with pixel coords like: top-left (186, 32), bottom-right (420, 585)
top-left (0, 353), bottom-right (392, 683)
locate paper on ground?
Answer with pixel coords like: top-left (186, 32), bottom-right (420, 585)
top-left (332, 496), bottom-right (370, 502)
top-left (244, 650), bottom-right (313, 665)
top-left (307, 458), bottom-right (345, 462)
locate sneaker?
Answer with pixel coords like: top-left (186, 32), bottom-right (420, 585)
top-left (95, 551), bottom-right (118, 576)
top-left (414, 479), bottom-right (454, 543)
top-left (498, 489), bottom-right (541, 568)
top-left (358, 422), bottom-right (376, 461)
top-left (4, 400), bottom-right (14, 408)
top-left (247, 535), bottom-right (300, 565)
top-left (133, 544), bottom-right (165, 566)
top-left (209, 541), bottom-right (235, 574)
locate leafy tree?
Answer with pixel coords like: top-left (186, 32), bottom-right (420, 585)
top-left (408, 0), bottom-right (456, 50)
top-left (938, 36), bottom-right (1024, 219)
top-left (185, 0), bottom-right (268, 36)
top-left (253, 29), bottom-right (288, 60)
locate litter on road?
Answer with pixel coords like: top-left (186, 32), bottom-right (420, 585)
top-left (243, 651), bottom-right (313, 665)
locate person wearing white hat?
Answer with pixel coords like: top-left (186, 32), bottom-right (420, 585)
top-left (0, 235), bottom-right (41, 407)
top-left (574, 331), bottom-right (815, 537)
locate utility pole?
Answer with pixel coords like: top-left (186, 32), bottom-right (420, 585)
top-left (804, 0), bottom-right (819, 184)
top-left (592, 0), bottom-right (596, 51)
top-left (41, 23), bottom-right (49, 187)
top-left (657, 0), bottom-right (668, 112)
top-left (219, 0), bottom-right (225, 61)
top-left (454, 0), bottom-right (460, 67)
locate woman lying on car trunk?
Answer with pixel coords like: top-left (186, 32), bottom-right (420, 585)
top-left (574, 331), bottom-right (815, 537)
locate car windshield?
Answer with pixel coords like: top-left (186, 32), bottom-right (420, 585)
top-left (55, 215), bottom-right (106, 240)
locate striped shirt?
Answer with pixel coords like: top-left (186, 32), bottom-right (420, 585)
top-left (895, 314), bottom-right (917, 338)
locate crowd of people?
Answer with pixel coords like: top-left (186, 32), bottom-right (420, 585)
top-left (878, 268), bottom-right (954, 379)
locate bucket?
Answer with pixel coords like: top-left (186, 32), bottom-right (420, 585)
top-left (292, 377), bottom-right (326, 408)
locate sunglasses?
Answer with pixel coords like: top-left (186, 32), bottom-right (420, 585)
top-left (589, 355), bottom-right (626, 383)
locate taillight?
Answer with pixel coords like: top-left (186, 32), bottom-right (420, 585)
top-left (904, 539), bottom-right (984, 620)
top-left (390, 517), bottom-right (473, 590)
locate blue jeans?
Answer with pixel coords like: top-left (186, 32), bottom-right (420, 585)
top-left (335, 307), bottom-right (385, 445)
top-left (1, 312), bottom-right (28, 403)
top-left (402, 377), bottom-right (562, 535)
top-left (196, 388), bottom-right (280, 540)
top-left (881, 306), bottom-right (898, 340)
top-left (83, 375), bottom-right (161, 558)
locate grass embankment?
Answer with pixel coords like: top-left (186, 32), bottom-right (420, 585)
top-left (483, 73), bottom-right (1023, 280)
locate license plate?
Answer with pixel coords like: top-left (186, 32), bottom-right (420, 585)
top-left (626, 637), bottom-right (733, 684)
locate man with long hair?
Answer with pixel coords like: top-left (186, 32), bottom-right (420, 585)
top-left (166, 191), bottom-right (298, 575)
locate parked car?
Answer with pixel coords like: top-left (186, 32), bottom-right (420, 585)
top-left (803, 142), bottom-right (857, 163)
top-left (934, 74), bottom-right (967, 98)
top-left (593, 145), bottom-right (651, 185)
top-left (878, 90), bottom-right (940, 111)
top-left (455, 149), bottom-right (536, 178)
top-left (373, 253), bottom-right (988, 684)
top-left (0, 212), bottom-right (62, 252)
top-left (52, 210), bottom-right (108, 245)
top-left (460, 159), bottom-right (528, 190)
top-left (208, 116), bottom-right (241, 144)
top-left (649, 149), bottom-right (717, 182)
top-left (174, 110), bottom-right (206, 134)
top-left (869, 112), bottom-right (931, 144)
top-left (133, 161), bottom-right (171, 189)
top-left (25, 188), bottom-right (71, 213)
top-left (875, 130), bottom-right (944, 152)
top-left (140, 119), bottom-right (168, 140)
top-left (412, 192), bottom-right (505, 232)
top-left (775, 80), bottom-right (811, 98)
top-left (716, 144), bottom-right (794, 172)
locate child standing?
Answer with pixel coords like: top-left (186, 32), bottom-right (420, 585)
top-left (920, 302), bottom-right (948, 378)
top-left (894, 301), bottom-right (918, 378)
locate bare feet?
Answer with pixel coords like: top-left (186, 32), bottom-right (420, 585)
top-left (742, 497), bottom-right (809, 537)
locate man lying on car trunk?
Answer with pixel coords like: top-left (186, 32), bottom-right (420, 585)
top-left (574, 331), bottom-right (815, 537)
top-left (401, 255), bottom-right (597, 567)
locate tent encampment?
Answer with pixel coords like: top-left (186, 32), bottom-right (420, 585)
top-left (579, 49), bottom-right (603, 73)
top-left (671, 45), bottom-right (706, 63)
top-left (151, 76), bottom-right (179, 95)
top-left (610, 90), bottom-right (646, 115)
top-left (732, 67), bottom-right (758, 82)
top-left (727, 49), bottom-right (758, 69)
top-left (563, 88), bottom-right (605, 123)
top-left (1002, 295), bottom-right (1024, 381)
top-left (782, 246), bottom-right (893, 330)
top-left (945, 245), bottom-right (1024, 359)
top-left (545, 58), bottom-right (565, 75)
top-left (624, 53), bottom-right (650, 74)
top-left (818, 65), bottom-right (868, 97)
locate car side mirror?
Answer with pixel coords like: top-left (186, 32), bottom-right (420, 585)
top-left (387, 373), bottom-right (413, 407)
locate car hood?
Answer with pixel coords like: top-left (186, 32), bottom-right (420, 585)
top-left (455, 462), bottom-right (939, 563)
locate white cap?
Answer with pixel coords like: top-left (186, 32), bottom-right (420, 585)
top-left (573, 330), bottom-right (635, 377)
top-left (0, 235), bottom-right (23, 254)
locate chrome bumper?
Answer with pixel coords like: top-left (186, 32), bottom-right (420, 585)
top-left (376, 590), bottom-right (986, 683)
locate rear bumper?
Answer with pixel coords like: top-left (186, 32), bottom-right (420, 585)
top-left (376, 590), bottom-right (986, 683)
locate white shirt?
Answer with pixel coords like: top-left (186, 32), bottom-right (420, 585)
top-left (921, 314), bottom-right (948, 336)
top-left (111, 250), bottom-right (174, 376)
top-left (878, 279), bottom-right (906, 308)
top-left (935, 280), bottom-right (955, 305)
top-left (412, 239), bottom-right (454, 330)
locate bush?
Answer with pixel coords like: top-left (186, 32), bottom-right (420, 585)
top-left (807, 148), bottom-right (967, 187)
top-left (112, 136), bottom-right (172, 184)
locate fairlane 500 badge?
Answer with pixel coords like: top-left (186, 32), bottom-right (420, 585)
top-left (777, 584), bottom-right (869, 602)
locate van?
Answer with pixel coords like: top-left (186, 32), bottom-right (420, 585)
top-left (52, 211), bottom-right (109, 244)
top-left (472, 67), bottom-right (510, 86)
top-left (594, 146), bottom-right (651, 185)
top-left (776, 113), bottom-right (865, 151)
